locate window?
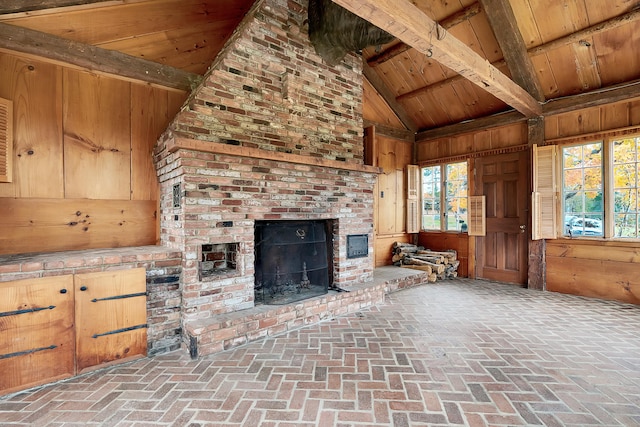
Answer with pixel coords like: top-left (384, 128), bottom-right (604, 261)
top-left (613, 137), bottom-right (640, 237)
top-left (421, 161), bottom-right (468, 231)
top-left (562, 142), bottom-right (603, 237)
top-left (559, 136), bottom-right (640, 239)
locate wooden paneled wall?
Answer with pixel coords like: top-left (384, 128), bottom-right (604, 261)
top-left (546, 240), bottom-right (640, 304)
top-left (372, 131), bottom-right (413, 267)
top-left (0, 52), bottom-right (186, 255)
top-left (416, 123), bottom-right (528, 162)
top-left (545, 98), bottom-right (640, 142)
top-left (543, 98), bottom-right (640, 304)
top-left (414, 122), bottom-right (528, 277)
top-left (416, 98), bottom-right (640, 303)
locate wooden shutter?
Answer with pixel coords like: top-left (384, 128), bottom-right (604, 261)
top-left (406, 165), bottom-right (420, 233)
top-left (0, 97), bottom-right (12, 183)
top-left (468, 195), bottom-right (486, 236)
top-left (532, 144), bottom-right (557, 239)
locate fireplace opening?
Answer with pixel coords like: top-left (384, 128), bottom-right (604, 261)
top-left (254, 220), bottom-right (332, 305)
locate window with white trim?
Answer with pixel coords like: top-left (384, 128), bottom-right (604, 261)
top-left (562, 141), bottom-right (603, 237)
top-left (553, 135), bottom-right (640, 239)
top-left (421, 161), bottom-right (468, 231)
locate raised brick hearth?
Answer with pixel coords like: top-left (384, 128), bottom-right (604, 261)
top-left (152, 0), bottom-right (397, 355)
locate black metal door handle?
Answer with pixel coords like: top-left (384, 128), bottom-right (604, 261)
top-left (80, 286), bottom-right (87, 291)
top-left (60, 288), bottom-right (67, 294)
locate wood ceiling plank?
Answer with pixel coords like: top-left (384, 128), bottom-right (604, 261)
top-left (96, 21), bottom-right (234, 75)
top-left (478, 0), bottom-right (545, 101)
top-left (0, 0), bottom-right (115, 14)
top-left (330, 0), bottom-right (541, 117)
top-left (571, 38), bottom-right (601, 91)
top-left (3, 0), bottom-right (249, 46)
top-left (363, 81), bottom-right (405, 130)
top-left (509, 0), bottom-right (541, 48)
top-left (0, 23), bottom-right (201, 91)
top-left (593, 23), bottom-right (640, 86)
top-left (398, 7), bottom-right (640, 103)
top-left (363, 63), bottom-right (416, 131)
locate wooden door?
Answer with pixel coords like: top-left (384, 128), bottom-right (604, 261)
top-left (75, 268), bottom-right (147, 372)
top-left (0, 276), bottom-right (75, 395)
top-left (475, 151), bottom-right (528, 284)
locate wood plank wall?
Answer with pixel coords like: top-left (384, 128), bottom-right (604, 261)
top-left (544, 98), bottom-right (640, 304)
top-left (415, 123), bottom-right (528, 278)
top-left (0, 52), bottom-right (186, 255)
top-left (416, 123), bottom-right (528, 161)
top-left (415, 97), bottom-right (640, 303)
top-left (373, 132), bottom-right (413, 267)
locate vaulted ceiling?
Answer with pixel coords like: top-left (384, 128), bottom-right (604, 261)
top-left (2, 0), bottom-right (640, 142)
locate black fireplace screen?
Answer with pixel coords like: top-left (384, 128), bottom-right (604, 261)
top-left (254, 220), bottom-right (331, 305)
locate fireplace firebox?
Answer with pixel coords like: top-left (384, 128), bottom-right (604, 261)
top-left (254, 220), bottom-right (332, 305)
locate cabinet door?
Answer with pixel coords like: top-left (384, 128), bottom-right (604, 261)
top-left (0, 276), bottom-right (75, 395)
top-left (75, 268), bottom-right (147, 372)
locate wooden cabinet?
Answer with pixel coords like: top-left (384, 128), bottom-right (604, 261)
top-left (0, 276), bottom-right (75, 395)
top-left (75, 269), bottom-right (147, 372)
top-left (0, 268), bottom-right (147, 395)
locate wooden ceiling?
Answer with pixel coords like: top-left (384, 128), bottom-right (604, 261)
top-left (1, 0), bottom-right (640, 141)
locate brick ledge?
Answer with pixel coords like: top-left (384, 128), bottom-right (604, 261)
top-left (184, 266), bottom-right (428, 357)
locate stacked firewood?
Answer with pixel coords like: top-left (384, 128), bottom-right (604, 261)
top-left (391, 242), bottom-right (460, 283)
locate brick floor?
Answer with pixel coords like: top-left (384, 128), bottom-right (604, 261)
top-left (2, 278), bottom-right (640, 426)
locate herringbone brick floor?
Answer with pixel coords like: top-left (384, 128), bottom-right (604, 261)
top-left (2, 279), bottom-right (640, 426)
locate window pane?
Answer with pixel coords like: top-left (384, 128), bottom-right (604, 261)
top-left (445, 162), bottom-right (468, 231)
top-left (613, 137), bottom-right (640, 238)
top-left (615, 214), bottom-right (638, 237)
top-left (563, 142), bottom-right (603, 237)
top-left (421, 166), bottom-right (441, 230)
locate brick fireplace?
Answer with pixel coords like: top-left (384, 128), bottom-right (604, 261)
top-left (153, 0), bottom-right (384, 356)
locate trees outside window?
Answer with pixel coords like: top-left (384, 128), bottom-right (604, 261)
top-left (613, 137), bottom-right (640, 238)
top-left (561, 136), bottom-right (640, 239)
top-left (562, 142), bottom-right (603, 236)
top-left (421, 162), bottom-right (468, 231)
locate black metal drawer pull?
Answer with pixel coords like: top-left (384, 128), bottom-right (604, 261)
top-left (0, 345), bottom-right (57, 360)
top-left (0, 305), bottom-right (55, 318)
top-left (92, 323), bottom-right (147, 338)
top-left (91, 291), bottom-right (148, 303)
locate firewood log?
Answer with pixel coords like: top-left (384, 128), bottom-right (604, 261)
top-left (402, 265), bottom-right (433, 274)
top-left (391, 253), bottom-right (405, 263)
top-left (411, 253), bottom-right (445, 264)
top-left (403, 256), bottom-right (445, 274)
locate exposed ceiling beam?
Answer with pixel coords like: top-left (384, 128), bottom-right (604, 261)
top-left (528, 5), bottom-right (640, 56)
top-left (0, 22), bottom-right (201, 92)
top-left (0, 0), bottom-right (116, 14)
top-left (397, 7), bottom-right (640, 103)
top-left (543, 79), bottom-right (640, 116)
top-left (367, 2), bottom-right (482, 67)
top-left (331, 0), bottom-right (542, 118)
top-left (479, 0), bottom-right (545, 101)
top-left (363, 120), bottom-right (414, 141)
top-left (362, 63), bottom-right (417, 132)
top-left (416, 110), bottom-right (525, 142)
top-left (416, 79), bottom-right (640, 141)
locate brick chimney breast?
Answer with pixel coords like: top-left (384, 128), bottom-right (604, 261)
top-left (154, 0), bottom-right (375, 324)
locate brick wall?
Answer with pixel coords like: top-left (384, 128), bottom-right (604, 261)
top-left (154, 0), bottom-right (377, 326)
top-left (169, 0), bottom-right (364, 164)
